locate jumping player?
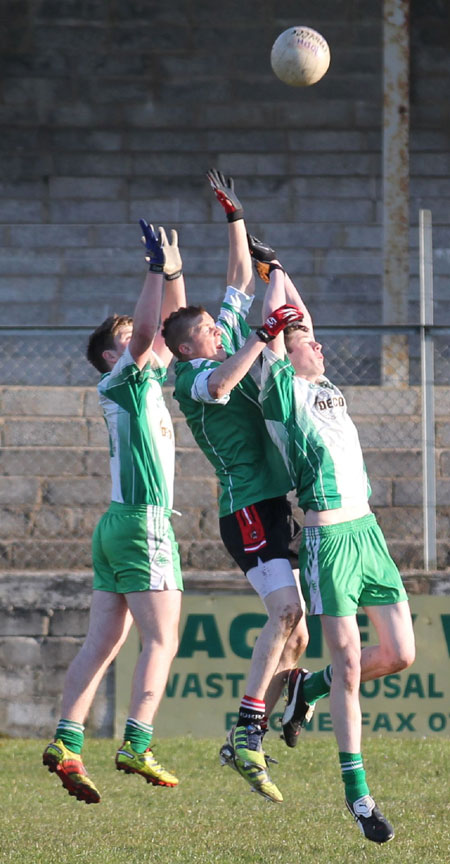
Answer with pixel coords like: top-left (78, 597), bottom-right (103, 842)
top-left (42, 224), bottom-right (186, 803)
top-left (162, 171), bottom-right (309, 803)
top-left (258, 256), bottom-right (415, 842)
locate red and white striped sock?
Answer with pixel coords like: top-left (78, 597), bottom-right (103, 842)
top-left (238, 695), bottom-right (266, 726)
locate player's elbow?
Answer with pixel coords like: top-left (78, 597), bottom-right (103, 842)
top-left (207, 381), bottom-right (229, 400)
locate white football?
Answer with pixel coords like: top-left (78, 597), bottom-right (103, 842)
top-left (271, 26), bottom-right (331, 87)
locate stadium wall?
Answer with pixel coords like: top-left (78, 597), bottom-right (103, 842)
top-left (1, 380), bottom-right (450, 738)
top-left (1, 1), bottom-right (449, 327)
top-left (1, 1), bottom-right (450, 736)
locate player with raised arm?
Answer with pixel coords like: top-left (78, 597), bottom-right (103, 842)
top-left (258, 256), bottom-right (415, 842)
top-left (42, 224), bottom-right (186, 804)
top-left (162, 170), bottom-right (309, 803)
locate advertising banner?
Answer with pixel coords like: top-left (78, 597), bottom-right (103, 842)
top-left (115, 594), bottom-right (450, 738)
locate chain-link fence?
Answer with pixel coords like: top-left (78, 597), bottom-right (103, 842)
top-left (0, 325), bottom-right (449, 574)
top-left (3, 325), bottom-right (450, 386)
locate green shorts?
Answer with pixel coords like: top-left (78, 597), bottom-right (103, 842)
top-left (92, 501), bottom-right (183, 593)
top-left (299, 513), bottom-right (407, 617)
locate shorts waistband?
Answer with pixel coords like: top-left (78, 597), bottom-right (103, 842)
top-left (303, 513), bottom-right (376, 538)
top-left (108, 501), bottom-right (173, 518)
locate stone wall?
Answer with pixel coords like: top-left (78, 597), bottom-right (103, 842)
top-left (1, 381), bottom-right (450, 737)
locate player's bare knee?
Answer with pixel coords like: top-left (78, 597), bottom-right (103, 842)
top-left (298, 628), bottom-right (309, 655)
top-left (335, 649), bottom-right (361, 692)
top-left (404, 640), bottom-right (416, 668)
top-left (278, 599), bottom-right (303, 634)
top-left (170, 636), bottom-right (179, 662)
top-left (387, 642), bottom-right (415, 673)
top-left (292, 617), bottom-right (309, 656)
top-left (165, 632), bottom-right (180, 662)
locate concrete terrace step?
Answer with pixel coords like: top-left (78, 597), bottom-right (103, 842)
top-left (0, 569), bottom-right (449, 612)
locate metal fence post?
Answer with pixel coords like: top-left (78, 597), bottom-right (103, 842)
top-left (419, 209), bottom-right (437, 570)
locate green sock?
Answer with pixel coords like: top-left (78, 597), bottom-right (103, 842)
top-left (124, 718), bottom-right (153, 754)
top-left (339, 752), bottom-right (370, 803)
top-left (55, 719), bottom-right (85, 754)
top-left (303, 664), bottom-right (333, 705)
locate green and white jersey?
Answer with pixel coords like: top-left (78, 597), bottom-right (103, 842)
top-left (174, 286), bottom-right (292, 517)
top-left (98, 346), bottom-right (174, 508)
top-left (260, 348), bottom-right (371, 513)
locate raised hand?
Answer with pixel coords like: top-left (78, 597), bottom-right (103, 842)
top-left (206, 168), bottom-right (244, 222)
top-left (255, 304), bottom-right (304, 343)
top-left (247, 235), bottom-right (280, 283)
top-left (159, 227), bottom-right (183, 281)
top-left (139, 219), bottom-right (164, 272)
top-left (247, 233), bottom-right (277, 262)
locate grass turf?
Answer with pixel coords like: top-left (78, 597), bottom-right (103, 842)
top-left (0, 737), bottom-right (449, 863)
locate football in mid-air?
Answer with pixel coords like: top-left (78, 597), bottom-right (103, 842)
top-left (270, 26), bottom-right (331, 87)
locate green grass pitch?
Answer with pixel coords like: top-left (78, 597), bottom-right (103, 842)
top-left (1, 737), bottom-right (449, 863)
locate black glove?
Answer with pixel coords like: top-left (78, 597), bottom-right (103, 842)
top-left (247, 233), bottom-right (277, 263)
top-left (206, 168), bottom-right (244, 222)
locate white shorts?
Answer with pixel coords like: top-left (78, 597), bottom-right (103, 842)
top-left (246, 558), bottom-right (305, 605)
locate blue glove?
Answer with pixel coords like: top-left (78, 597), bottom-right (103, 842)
top-left (139, 219), bottom-right (164, 272)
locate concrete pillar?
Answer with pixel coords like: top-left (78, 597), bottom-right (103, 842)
top-left (382, 0), bottom-right (410, 385)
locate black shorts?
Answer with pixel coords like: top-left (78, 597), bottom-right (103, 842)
top-left (219, 496), bottom-right (300, 574)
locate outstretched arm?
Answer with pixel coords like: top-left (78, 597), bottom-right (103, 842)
top-left (262, 264), bottom-right (288, 359)
top-left (284, 271), bottom-right (314, 336)
top-left (207, 303), bottom-right (303, 398)
top-left (249, 232), bottom-right (315, 336)
top-left (207, 168), bottom-right (255, 297)
top-left (128, 272), bottom-right (164, 369)
top-left (151, 227), bottom-right (187, 367)
top-left (206, 332), bottom-right (266, 399)
top-left (128, 223), bottom-right (165, 369)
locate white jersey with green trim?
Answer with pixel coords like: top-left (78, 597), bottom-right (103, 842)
top-left (98, 346), bottom-right (174, 507)
top-left (173, 287), bottom-right (292, 517)
top-left (260, 348), bottom-right (371, 513)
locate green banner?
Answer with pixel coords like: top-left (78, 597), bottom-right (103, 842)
top-left (115, 594), bottom-right (450, 737)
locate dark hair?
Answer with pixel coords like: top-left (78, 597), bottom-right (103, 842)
top-left (162, 305), bottom-right (207, 359)
top-left (86, 314), bottom-right (133, 373)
